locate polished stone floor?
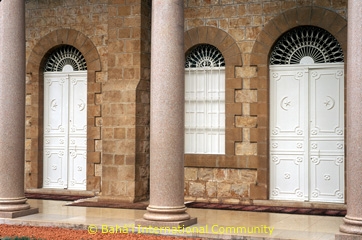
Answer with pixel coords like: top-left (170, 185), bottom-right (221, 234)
top-left (0, 199), bottom-right (346, 239)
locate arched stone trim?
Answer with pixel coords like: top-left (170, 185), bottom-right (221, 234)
top-left (251, 7), bottom-right (347, 66)
top-left (27, 29), bottom-right (101, 73)
top-left (183, 26), bottom-right (246, 168)
top-left (185, 26), bottom-right (242, 67)
top-left (249, 7), bottom-right (347, 200)
top-left (25, 29), bottom-right (102, 193)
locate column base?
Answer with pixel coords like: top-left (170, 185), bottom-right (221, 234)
top-left (0, 197), bottom-right (38, 218)
top-left (135, 217), bottom-right (197, 228)
top-left (0, 197), bottom-right (31, 211)
top-left (336, 233), bottom-right (362, 240)
top-left (143, 205), bottom-right (193, 221)
top-left (136, 204), bottom-right (197, 228)
top-left (0, 207), bottom-right (38, 218)
top-left (340, 216), bottom-right (362, 236)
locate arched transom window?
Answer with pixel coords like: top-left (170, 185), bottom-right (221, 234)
top-left (270, 26), bottom-right (344, 65)
top-left (45, 45), bottom-right (87, 72)
top-left (185, 44), bottom-right (225, 154)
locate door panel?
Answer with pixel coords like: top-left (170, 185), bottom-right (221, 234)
top-left (68, 150), bottom-right (87, 190)
top-left (69, 74), bottom-right (87, 133)
top-left (309, 66), bottom-right (344, 203)
top-left (68, 73), bottom-right (87, 190)
top-left (309, 155), bottom-right (344, 202)
top-left (43, 74), bottom-right (69, 188)
top-left (270, 154), bottom-right (306, 200)
top-left (310, 69), bottom-right (344, 135)
top-left (271, 69), bottom-right (307, 136)
top-left (270, 67), bottom-right (308, 200)
top-left (270, 64), bottom-right (344, 203)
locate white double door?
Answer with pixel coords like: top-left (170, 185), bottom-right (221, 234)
top-left (43, 71), bottom-right (87, 190)
top-left (270, 64), bottom-right (344, 203)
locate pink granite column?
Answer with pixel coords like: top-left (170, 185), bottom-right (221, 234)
top-left (0, 0), bottom-right (37, 218)
top-left (136, 0), bottom-right (196, 227)
top-left (338, 0), bottom-right (362, 236)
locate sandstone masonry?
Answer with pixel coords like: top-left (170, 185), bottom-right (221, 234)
top-left (24, 0), bottom-right (348, 204)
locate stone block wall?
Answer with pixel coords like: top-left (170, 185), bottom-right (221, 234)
top-left (185, 167), bottom-right (257, 204)
top-left (101, 0), bottom-right (151, 202)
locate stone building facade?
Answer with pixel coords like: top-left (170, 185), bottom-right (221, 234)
top-left (25, 0), bottom-right (151, 202)
top-left (24, 0), bottom-right (348, 205)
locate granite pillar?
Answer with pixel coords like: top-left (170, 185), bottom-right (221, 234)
top-left (0, 0), bottom-right (38, 218)
top-left (136, 0), bottom-right (196, 227)
top-left (338, 0), bottom-right (362, 237)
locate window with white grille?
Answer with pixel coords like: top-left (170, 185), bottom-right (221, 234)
top-left (185, 44), bottom-right (225, 154)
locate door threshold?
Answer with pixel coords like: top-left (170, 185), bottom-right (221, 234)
top-left (25, 188), bottom-right (96, 197)
top-left (253, 199), bottom-right (346, 210)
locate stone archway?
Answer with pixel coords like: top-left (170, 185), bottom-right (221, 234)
top-left (183, 27), bottom-right (266, 203)
top-left (26, 29), bottom-right (102, 192)
top-left (251, 7), bottom-right (347, 65)
top-left (184, 26), bottom-right (243, 166)
top-left (250, 6), bottom-right (347, 200)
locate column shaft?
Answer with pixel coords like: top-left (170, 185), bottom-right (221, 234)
top-left (139, 0), bottom-right (196, 225)
top-left (0, 0), bottom-right (30, 213)
top-left (339, 0), bottom-right (362, 235)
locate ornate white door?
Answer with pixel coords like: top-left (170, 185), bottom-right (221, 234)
top-left (43, 71), bottom-right (87, 190)
top-left (270, 64), bottom-right (344, 203)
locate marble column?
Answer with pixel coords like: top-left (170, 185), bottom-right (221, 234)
top-left (136, 0), bottom-right (196, 227)
top-left (338, 0), bottom-right (362, 237)
top-left (0, 0), bottom-right (38, 218)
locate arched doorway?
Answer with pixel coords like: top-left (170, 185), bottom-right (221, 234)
top-left (269, 26), bottom-right (345, 203)
top-left (43, 45), bottom-right (87, 190)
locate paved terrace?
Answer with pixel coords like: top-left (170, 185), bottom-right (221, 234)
top-left (0, 199), bottom-right (348, 240)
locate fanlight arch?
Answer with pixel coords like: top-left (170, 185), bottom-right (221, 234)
top-left (185, 44), bottom-right (225, 68)
top-left (269, 26), bottom-right (344, 65)
top-left (45, 45), bottom-right (87, 72)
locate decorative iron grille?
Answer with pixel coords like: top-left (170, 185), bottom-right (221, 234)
top-left (185, 44), bottom-right (225, 68)
top-left (270, 26), bottom-right (344, 65)
top-left (45, 45), bottom-right (87, 72)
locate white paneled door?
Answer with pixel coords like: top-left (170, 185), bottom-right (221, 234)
top-left (43, 71), bottom-right (87, 190)
top-left (270, 64), bottom-right (344, 203)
